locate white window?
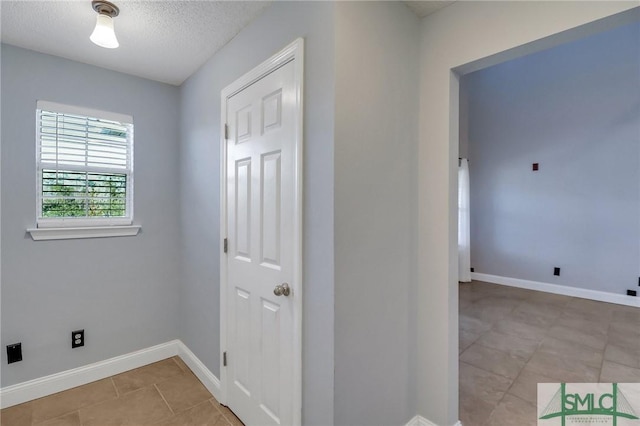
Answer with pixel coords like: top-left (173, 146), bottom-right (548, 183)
top-left (36, 101), bottom-right (134, 228)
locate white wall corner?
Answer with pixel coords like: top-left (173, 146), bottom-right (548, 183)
top-left (176, 341), bottom-right (222, 402)
top-left (405, 415), bottom-right (427, 426)
top-left (0, 340), bottom-right (222, 410)
top-left (406, 415), bottom-right (461, 426)
top-left (0, 340), bottom-right (181, 409)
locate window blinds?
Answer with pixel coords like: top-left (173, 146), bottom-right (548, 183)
top-left (36, 101), bottom-right (133, 225)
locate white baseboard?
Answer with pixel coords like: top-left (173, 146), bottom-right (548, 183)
top-left (176, 341), bottom-right (222, 402)
top-left (471, 272), bottom-right (640, 308)
top-left (406, 415), bottom-right (462, 426)
top-left (0, 339), bottom-right (221, 409)
top-left (406, 415), bottom-right (433, 426)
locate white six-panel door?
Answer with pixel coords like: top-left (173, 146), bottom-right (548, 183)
top-left (222, 40), bottom-right (302, 426)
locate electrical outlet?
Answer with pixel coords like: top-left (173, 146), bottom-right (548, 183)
top-left (72, 330), bottom-right (85, 348)
top-left (470, 267), bottom-right (475, 273)
top-left (7, 343), bottom-right (22, 364)
top-left (554, 267), bottom-right (560, 276)
top-left (628, 290), bottom-right (637, 297)
top-left (532, 163), bottom-right (539, 171)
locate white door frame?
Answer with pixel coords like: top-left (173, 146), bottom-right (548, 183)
top-left (219, 38), bottom-right (304, 425)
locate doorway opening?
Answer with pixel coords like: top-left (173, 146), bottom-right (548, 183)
top-left (455, 17), bottom-right (640, 425)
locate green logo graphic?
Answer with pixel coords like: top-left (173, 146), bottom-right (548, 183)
top-left (539, 383), bottom-right (639, 425)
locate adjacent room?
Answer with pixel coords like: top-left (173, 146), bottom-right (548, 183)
top-left (457, 19), bottom-right (640, 425)
top-left (1, 1), bottom-right (638, 425)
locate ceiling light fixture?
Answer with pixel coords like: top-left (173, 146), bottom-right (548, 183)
top-left (90, 0), bottom-right (120, 49)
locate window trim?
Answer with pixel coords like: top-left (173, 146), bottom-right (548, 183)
top-left (34, 101), bottom-right (135, 230)
top-left (27, 225), bottom-right (141, 241)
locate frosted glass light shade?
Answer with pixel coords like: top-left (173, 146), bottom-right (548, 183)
top-left (90, 14), bottom-right (119, 49)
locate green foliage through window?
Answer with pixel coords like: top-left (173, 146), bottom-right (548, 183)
top-left (42, 170), bottom-right (127, 218)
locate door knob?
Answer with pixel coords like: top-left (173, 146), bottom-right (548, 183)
top-left (273, 283), bottom-right (291, 297)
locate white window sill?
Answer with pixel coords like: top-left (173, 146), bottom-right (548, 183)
top-left (27, 225), bottom-right (141, 241)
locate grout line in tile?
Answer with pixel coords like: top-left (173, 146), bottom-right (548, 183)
top-left (481, 390), bottom-right (508, 426)
top-left (219, 404), bottom-right (243, 426)
top-left (32, 410), bottom-right (80, 426)
top-left (461, 358), bottom-right (519, 383)
top-left (461, 332), bottom-right (485, 354)
top-left (210, 399), bottom-right (232, 426)
top-left (598, 344), bottom-right (609, 382)
top-left (504, 351), bottom-right (534, 397)
top-left (601, 359), bottom-right (640, 372)
top-left (32, 383), bottom-right (121, 426)
top-left (504, 391), bottom-right (536, 408)
top-left (170, 356), bottom-right (183, 371)
top-left (210, 398), bottom-right (224, 419)
top-left (154, 383), bottom-right (175, 416)
top-left (110, 377), bottom-right (120, 399)
top-left (471, 337), bottom-right (536, 363)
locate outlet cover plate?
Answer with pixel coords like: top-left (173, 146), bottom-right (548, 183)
top-left (7, 343), bottom-right (22, 364)
top-left (72, 329), bottom-right (85, 348)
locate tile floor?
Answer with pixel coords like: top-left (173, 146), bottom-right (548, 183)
top-left (459, 280), bottom-right (640, 426)
top-left (0, 357), bottom-right (244, 426)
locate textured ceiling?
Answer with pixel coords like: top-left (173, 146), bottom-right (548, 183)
top-left (0, 1), bottom-right (271, 85)
top-left (404, 1), bottom-right (456, 18)
top-left (1, 1), bottom-right (456, 86)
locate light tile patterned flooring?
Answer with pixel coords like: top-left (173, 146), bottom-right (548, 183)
top-left (0, 357), bottom-right (244, 426)
top-left (459, 280), bottom-right (640, 426)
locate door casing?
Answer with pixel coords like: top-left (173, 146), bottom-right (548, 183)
top-left (219, 38), bottom-right (304, 426)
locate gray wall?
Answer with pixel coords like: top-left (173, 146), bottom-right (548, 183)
top-left (465, 21), bottom-right (640, 294)
top-left (1, 44), bottom-right (181, 386)
top-left (178, 3), bottom-right (335, 424)
top-left (333, 2), bottom-right (419, 425)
